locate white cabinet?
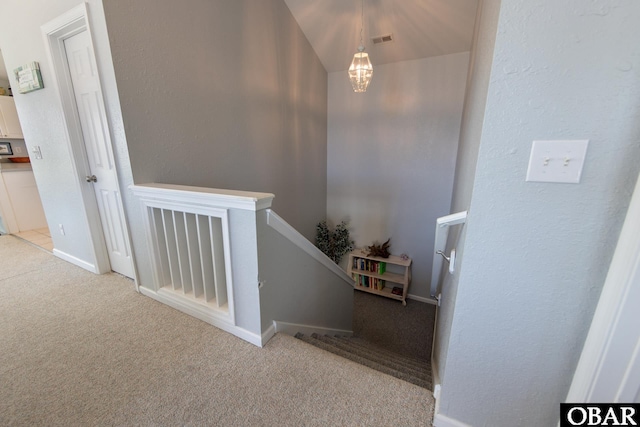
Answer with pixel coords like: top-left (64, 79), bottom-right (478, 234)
top-left (0, 167), bottom-right (47, 233)
top-left (0, 96), bottom-right (24, 139)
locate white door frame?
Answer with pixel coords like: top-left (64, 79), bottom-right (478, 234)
top-left (566, 170), bottom-right (640, 403)
top-left (41, 3), bottom-right (136, 283)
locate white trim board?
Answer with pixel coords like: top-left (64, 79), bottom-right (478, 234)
top-left (431, 356), bottom-right (442, 399)
top-left (261, 323), bottom-right (277, 346)
top-left (433, 413), bottom-right (473, 427)
top-left (139, 287), bottom-right (264, 347)
top-left (53, 248), bottom-right (99, 274)
top-left (407, 294), bottom-right (438, 305)
top-left (131, 183), bottom-right (275, 212)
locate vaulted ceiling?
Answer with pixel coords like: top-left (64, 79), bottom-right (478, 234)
top-left (284, 0), bottom-right (479, 73)
top-left (0, 3), bottom-right (478, 82)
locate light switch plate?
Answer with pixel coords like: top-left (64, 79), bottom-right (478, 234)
top-left (31, 145), bottom-right (43, 160)
top-left (526, 140), bottom-right (589, 183)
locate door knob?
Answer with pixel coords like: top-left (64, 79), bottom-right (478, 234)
top-left (86, 175), bottom-right (97, 183)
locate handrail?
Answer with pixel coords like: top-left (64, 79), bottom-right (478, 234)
top-left (266, 210), bottom-right (353, 286)
top-left (431, 211), bottom-right (467, 298)
top-left (131, 183), bottom-right (275, 211)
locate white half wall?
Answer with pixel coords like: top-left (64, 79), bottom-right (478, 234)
top-left (327, 53), bottom-right (470, 299)
top-left (257, 210), bottom-right (354, 337)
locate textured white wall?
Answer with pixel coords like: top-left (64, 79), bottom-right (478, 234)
top-left (438, 0), bottom-right (640, 425)
top-left (0, 0), bottom-right (134, 270)
top-left (327, 53), bottom-right (469, 300)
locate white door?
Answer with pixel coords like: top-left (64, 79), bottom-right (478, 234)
top-left (63, 30), bottom-right (133, 278)
top-left (566, 171), bottom-right (640, 403)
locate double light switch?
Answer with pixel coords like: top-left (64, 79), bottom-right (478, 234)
top-left (526, 140), bottom-right (589, 184)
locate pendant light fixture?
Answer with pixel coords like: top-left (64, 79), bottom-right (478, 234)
top-left (348, 0), bottom-right (373, 93)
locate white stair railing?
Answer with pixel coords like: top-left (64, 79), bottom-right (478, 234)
top-left (148, 207), bottom-right (229, 310)
top-left (131, 183), bottom-right (274, 346)
top-left (431, 211), bottom-right (467, 299)
top-left (131, 183), bottom-right (354, 347)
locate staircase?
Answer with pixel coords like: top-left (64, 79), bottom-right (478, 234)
top-left (295, 333), bottom-right (432, 390)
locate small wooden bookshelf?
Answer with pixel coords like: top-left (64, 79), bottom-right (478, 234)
top-left (347, 249), bottom-right (412, 306)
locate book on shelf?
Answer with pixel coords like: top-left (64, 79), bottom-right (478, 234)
top-left (360, 275), bottom-right (371, 288)
top-left (378, 262), bottom-right (386, 275)
top-left (391, 286), bottom-right (403, 295)
top-left (352, 256), bottom-right (387, 276)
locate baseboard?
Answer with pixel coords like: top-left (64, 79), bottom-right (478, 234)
top-left (138, 286), bottom-right (264, 347)
top-left (407, 293), bottom-right (438, 305)
top-left (273, 320), bottom-right (353, 337)
top-left (431, 355), bottom-right (443, 418)
top-left (261, 322), bottom-right (276, 346)
top-left (431, 354), bottom-right (441, 398)
top-left (53, 249), bottom-right (99, 273)
top-left (433, 413), bottom-right (472, 427)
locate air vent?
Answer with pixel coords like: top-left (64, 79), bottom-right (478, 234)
top-left (372, 33), bottom-right (394, 45)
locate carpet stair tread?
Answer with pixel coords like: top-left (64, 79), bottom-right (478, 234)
top-left (295, 333), bottom-right (432, 390)
top-left (332, 336), bottom-right (430, 371)
top-left (311, 334), bottom-right (431, 382)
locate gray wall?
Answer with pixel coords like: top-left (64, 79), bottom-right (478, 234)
top-left (432, 0), bottom-right (502, 389)
top-left (327, 53), bottom-right (469, 300)
top-left (257, 210), bottom-right (353, 334)
top-left (103, 0), bottom-right (327, 243)
top-left (0, 0), bottom-right (135, 271)
top-left (438, 0), bottom-right (640, 425)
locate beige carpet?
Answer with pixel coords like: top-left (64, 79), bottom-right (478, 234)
top-left (0, 235), bottom-right (434, 426)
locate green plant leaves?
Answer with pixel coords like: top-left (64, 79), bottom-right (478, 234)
top-left (315, 220), bottom-right (354, 264)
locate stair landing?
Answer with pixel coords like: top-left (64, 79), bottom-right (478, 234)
top-left (295, 333), bottom-right (432, 390)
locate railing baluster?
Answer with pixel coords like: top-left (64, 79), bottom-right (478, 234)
top-left (150, 208), bottom-right (171, 287)
top-left (185, 213), bottom-right (203, 300)
top-left (162, 209), bottom-right (181, 290)
top-left (210, 216), bottom-right (228, 308)
top-left (198, 215), bottom-right (215, 303)
top-left (173, 211), bottom-right (192, 295)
